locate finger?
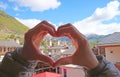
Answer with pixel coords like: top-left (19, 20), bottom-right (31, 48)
top-left (30, 20), bottom-right (56, 37)
top-left (57, 24), bottom-right (88, 48)
top-left (54, 56), bottom-right (72, 67)
top-left (30, 21), bottom-right (54, 32)
top-left (57, 23), bottom-right (86, 41)
top-left (24, 21), bottom-right (56, 44)
top-left (33, 21), bottom-right (56, 48)
top-left (33, 32), bottom-right (47, 47)
top-left (37, 54), bottom-right (54, 67)
top-left (33, 22), bottom-right (56, 48)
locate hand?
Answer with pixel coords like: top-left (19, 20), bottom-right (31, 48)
top-left (20, 21), bottom-right (56, 67)
top-left (55, 23), bottom-right (99, 70)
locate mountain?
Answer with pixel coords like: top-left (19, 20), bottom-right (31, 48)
top-left (85, 34), bottom-right (106, 47)
top-left (86, 34), bottom-right (105, 41)
top-left (0, 10), bottom-right (29, 43)
top-left (55, 33), bottom-right (106, 47)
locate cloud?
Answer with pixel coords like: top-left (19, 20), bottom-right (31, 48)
top-left (15, 18), bottom-right (57, 29)
top-left (91, 0), bottom-right (120, 22)
top-left (9, 0), bottom-right (61, 12)
top-left (16, 18), bottom-right (41, 28)
top-left (0, 2), bottom-right (7, 9)
top-left (73, 0), bottom-right (120, 35)
top-left (13, 6), bottom-right (19, 11)
top-left (15, 0), bottom-right (120, 35)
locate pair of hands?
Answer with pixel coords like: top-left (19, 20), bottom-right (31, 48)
top-left (21, 21), bottom-right (99, 70)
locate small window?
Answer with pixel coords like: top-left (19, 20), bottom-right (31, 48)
top-left (4, 48), bottom-right (6, 52)
top-left (110, 51), bottom-right (113, 53)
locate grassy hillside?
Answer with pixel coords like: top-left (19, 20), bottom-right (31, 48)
top-left (0, 10), bottom-right (29, 44)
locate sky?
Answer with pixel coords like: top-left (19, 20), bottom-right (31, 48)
top-left (0, 0), bottom-right (120, 35)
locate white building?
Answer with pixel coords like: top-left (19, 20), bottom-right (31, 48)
top-left (58, 64), bottom-right (85, 77)
top-left (0, 40), bottom-right (21, 62)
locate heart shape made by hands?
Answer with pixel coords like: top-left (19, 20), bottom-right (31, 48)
top-left (41, 34), bottom-right (76, 61)
top-left (24, 21), bottom-right (82, 67)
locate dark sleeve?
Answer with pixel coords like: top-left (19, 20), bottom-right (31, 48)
top-left (0, 47), bottom-right (38, 77)
top-left (87, 55), bottom-right (120, 77)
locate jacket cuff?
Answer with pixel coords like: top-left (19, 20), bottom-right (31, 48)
top-left (87, 55), bottom-right (107, 76)
top-left (0, 47), bottom-right (37, 77)
top-left (12, 47), bottom-right (37, 69)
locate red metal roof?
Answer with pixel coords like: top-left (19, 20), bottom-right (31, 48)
top-left (32, 72), bottom-right (62, 77)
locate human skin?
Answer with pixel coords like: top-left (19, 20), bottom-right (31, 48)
top-left (19, 21), bottom-right (99, 70)
top-left (20, 21), bottom-right (56, 66)
top-left (55, 23), bottom-right (99, 70)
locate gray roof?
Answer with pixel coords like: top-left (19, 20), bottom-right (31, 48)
top-left (98, 32), bottom-right (120, 45)
top-left (63, 46), bottom-right (75, 54)
top-left (0, 40), bottom-right (20, 47)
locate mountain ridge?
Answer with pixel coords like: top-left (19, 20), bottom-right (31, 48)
top-left (0, 10), bottom-right (119, 46)
top-left (0, 10), bottom-right (29, 43)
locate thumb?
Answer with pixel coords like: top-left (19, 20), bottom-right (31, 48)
top-left (37, 54), bottom-right (54, 67)
top-left (54, 56), bottom-right (72, 67)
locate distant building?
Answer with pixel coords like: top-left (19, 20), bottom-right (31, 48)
top-left (97, 32), bottom-right (120, 63)
top-left (46, 46), bottom-right (69, 61)
top-left (45, 39), bottom-right (75, 61)
top-left (62, 45), bottom-right (75, 56)
top-left (0, 40), bottom-right (21, 56)
top-left (59, 64), bottom-right (85, 77)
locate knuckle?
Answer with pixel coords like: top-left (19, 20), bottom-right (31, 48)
top-left (66, 23), bottom-right (72, 26)
top-left (81, 37), bottom-right (89, 44)
top-left (24, 31), bottom-right (32, 40)
top-left (40, 20), bottom-right (48, 24)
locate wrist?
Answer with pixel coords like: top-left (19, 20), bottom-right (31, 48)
top-left (87, 55), bottom-right (107, 76)
top-left (12, 47), bottom-right (30, 67)
top-left (12, 47), bottom-right (38, 68)
top-left (87, 59), bottom-right (99, 70)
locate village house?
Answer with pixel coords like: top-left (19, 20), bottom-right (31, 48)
top-left (45, 38), bottom-right (75, 61)
top-left (44, 39), bottom-right (85, 77)
top-left (59, 64), bottom-right (85, 77)
top-left (97, 32), bottom-right (120, 70)
top-left (0, 39), bottom-right (21, 61)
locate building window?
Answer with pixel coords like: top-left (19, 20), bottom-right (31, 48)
top-left (110, 51), bottom-right (113, 53)
top-left (4, 48), bottom-right (6, 52)
top-left (8, 47), bottom-right (10, 51)
top-left (57, 67), bottom-right (61, 74)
